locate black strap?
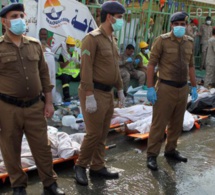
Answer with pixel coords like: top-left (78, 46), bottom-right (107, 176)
top-left (160, 79), bottom-right (187, 88)
top-left (94, 81), bottom-right (113, 92)
top-left (0, 93), bottom-right (41, 107)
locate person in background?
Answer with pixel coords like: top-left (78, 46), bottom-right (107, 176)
top-left (186, 18), bottom-right (198, 38)
top-left (199, 16), bottom-right (212, 70)
top-left (0, 3), bottom-right (64, 195)
top-left (204, 27), bottom-right (215, 88)
top-left (39, 28), bottom-right (57, 104)
top-left (74, 1), bottom-right (126, 186)
top-left (119, 44), bottom-right (146, 95)
top-left (56, 36), bottom-right (80, 102)
top-left (95, 8), bottom-right (101, 27)
top-left (146, 11), bottom-right (198, 171)
top-left (135, 41), bottom-right (150, 75)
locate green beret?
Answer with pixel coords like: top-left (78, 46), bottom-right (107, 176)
top-left (101, 1), bottom-right (125, 14)
top-left (0, 3), bottom-right (24, 17)
top-left (170, 12), bottom-right (188, 23)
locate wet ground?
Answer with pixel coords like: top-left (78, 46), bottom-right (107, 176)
top-left (1, 116), bottom-right (215, 195)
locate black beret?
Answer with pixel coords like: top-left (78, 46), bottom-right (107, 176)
top-left (101, 1), bottom-right (125, 14)
top-left (170, 11), bottom-right (188, 23)
top-left (206, 16), bottom-right (211, 21)
top-left (0, 3), bottom-right (24, 17)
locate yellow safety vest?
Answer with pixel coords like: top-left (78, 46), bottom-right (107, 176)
top-left (57, 51), bottom-right (80, 78)
top-left (139, 52), bottom-right (150, 67)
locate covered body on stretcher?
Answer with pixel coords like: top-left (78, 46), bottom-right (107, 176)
top-left (110, 105), bottom-right (206, 138)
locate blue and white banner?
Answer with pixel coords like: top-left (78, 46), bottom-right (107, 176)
top-left (36, 0), bottom-right (97, 49)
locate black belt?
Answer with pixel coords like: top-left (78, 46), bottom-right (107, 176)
top-left (0, 93), bottom-right (42, 108)
top-left (94, 81), bottom-right (113, 92)
top-left (160, 79), bottom-right (187, 88)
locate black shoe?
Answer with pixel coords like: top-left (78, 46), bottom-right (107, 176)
top-left (74, 165), bottom-right (88, 186)
top-left (13, 187), bottom-right (27, 195)
top-left (43, 182), bottom-right (65, 195)
top-left (147, 156), bottom-right (158, 171)
top-left (89, 167), bottom-right (119, 179)
top-left (164, 150), bottom-right (187, 162)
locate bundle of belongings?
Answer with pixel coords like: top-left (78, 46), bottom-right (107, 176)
top-left (187, 86), bottom-right (215, 115)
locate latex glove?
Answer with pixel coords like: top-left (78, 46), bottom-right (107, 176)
top-left (134, 59), bottom-right (140, 65)
top-left (126, 57), bottom-right (133, 63)
top-left (191, 87), bottom-right (198, 102)
top-left (86, 95), bottom-right (97, 113)
top-left (70, 57), bottom-right (79, 63)
top-left (118, 89), bottom-right (125, 107)
top-left (147, 87), bottom-right (157, 105)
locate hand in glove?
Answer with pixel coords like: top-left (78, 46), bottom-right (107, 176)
top-left (70, 57), bottom-right (79, 63)
top-left (147, 87), bottom-right (157, 105)
top-left (118, 89), bottom-right (125, 107)
top-left (191, 87), bottom-right (198, 102)
top-left (126, 57), bottom-right (133, 63)
top-left (134, 59), bottom-right (140, 65)
top-left (86, 95), bottom-right (97, 113)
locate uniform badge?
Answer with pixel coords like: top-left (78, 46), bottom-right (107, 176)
top-left (82, 49), bottom-right (90, 56)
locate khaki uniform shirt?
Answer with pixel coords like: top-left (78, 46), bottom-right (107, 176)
top-left (119, 53), bottom-right (135, 72)
top-left (148, 32), bottom-right (194, 82)
top-left (199, 24), bottom-right (212, 45)
top-left (206, 36), bottom-right (215, 66)
top-left (0, 34), bottom-right (53, 99)
top-left (80, 26), bottom-right (123, 91)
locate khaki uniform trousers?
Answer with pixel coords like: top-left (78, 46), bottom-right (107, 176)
top-left (204, 64), bottom-right (215, 87)
top-left (76, 88), bottom-right (114, 170)
top-left (200, 43), bottom-right (208, 69)
top-left (147, 81), bottom-right (189, 157)
top-left (0, 100), bottom-right (57, 188)
top-left (120, 68), bottom-right (146, 92)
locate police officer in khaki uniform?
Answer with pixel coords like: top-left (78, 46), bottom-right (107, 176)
top-left (199, 16), bottom-right (212, 70)
top-left (204, 27), bottom-right (215, 88)
top-left (146, 12), bottom-right (198, 171)
top-left (0, 3), bottom-right (64, 195)
top-left (74, 1), bottom-right (126, 186)
top-left (119, 44), bottom-right (145, 94)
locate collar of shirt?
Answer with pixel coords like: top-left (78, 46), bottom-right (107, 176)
top-left (170, 31), bottom-right (189, 42)
top-left (3, 33), bottom-right (30, 45)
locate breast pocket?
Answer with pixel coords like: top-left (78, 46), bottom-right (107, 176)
top-left (0, 55), bottom-right (18, 71)
top-left (27, 55), bottom-right (40, 73)
top-left (165, 48), bottom-right (178, 63)
top-left (101, 49), bottom-right (112, 57)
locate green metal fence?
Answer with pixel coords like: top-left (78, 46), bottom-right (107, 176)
top-left (1, 0), bottom-right (215, 68)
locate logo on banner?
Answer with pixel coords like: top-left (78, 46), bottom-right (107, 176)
top-left (43, 0), bottom-right (69, 26)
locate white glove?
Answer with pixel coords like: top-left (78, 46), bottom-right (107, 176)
top-left (70, 57), bottom-right (79, 64)
top-left (61, 42), bottom-right (70, 61)
top-left (118, 90), bottom-right (125, 108)
top-left (86, 95), bottom-right (97, 113)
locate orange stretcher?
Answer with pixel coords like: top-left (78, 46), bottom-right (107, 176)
top-left (0, 155), bottom-right (78, 183)
top-left (110, 115), bottom-right (209, 140)
top-left (0, 144), bottom-right (117, 183)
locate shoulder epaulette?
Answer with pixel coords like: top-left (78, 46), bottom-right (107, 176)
top-left (89, 29), bottom-right (102, 37)
top-left (160, 32), bottom-right (171, 39)
top-left (24, 36), bottom-right (39, 43)
top-left (185, 35), bottom-right (194, 42)
top-left (0, 36), bottom-right (4, 43)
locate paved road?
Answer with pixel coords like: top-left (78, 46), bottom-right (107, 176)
top-left (1, 117), bottom-right (215, 195)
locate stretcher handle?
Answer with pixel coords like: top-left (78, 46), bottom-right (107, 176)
top-left (105, 144), bottom-right (116, 150)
